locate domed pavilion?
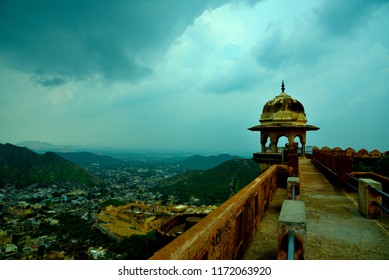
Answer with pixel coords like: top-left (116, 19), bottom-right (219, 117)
top-left (249, 81), bottom-right (319, 164)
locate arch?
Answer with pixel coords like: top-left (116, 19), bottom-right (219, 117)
top-left (369, 149), bottom-right (381, 158)
top-left (345, 147), bottom-right (356, 157)
top-left (356, 148), bottom-right (369, 158)
top-left (321, 146), bottom-right (331, 151)
top-left (294, 134), bottom-right (304, 146)
top-left (293, 134), bottom-right (306, 156)
top-left (261, 134), bottom-right (270, 144)
top-left (276, 134), bottom-right (289, 145)
top-left (276, 135), bottom-right (289, 153)
top-left (265, 137), bottom-right (271, 151)
top-left (293, 134), bottom-right (305, 144)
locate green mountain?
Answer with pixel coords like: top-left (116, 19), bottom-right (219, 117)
top-left (56, 151), bottom-right (126, 168)
top-left (179, 154), bottom-right (238, 170)
top-left (153, 158), bottom-right (260, 205)
top-left (0, 143), bottom-right (104, 187)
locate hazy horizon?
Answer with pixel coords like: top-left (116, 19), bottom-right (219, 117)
top-left (4, 139), bottom-right (387, 160)
top-left (4, 140), bottom-right (251, 157)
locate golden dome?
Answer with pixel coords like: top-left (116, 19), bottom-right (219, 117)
top-left (260, 81), bottom-right (307, 124)
top-left (249, 81), bottom-right (319, 132)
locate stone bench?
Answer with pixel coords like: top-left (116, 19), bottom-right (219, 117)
top-left (287, 177), bottom-right (300, 200)
top-left (278, 200), bottom-right (306, 260)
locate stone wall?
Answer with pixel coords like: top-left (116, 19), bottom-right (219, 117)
top-left (312, 146), bottom-right (389, 208)
top-left (149, 164), bottom-right (288, 260)
top-left (312, 146), bottom-right (388, 187)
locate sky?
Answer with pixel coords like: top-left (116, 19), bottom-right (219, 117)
top-left (1, 0), bottom-right (388, 156)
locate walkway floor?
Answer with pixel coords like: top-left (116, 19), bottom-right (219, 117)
top-left (242, 158), bottom-right (389, 260)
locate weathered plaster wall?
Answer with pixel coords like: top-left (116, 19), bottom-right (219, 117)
top-left (149, 165), bottom-right (288, 260)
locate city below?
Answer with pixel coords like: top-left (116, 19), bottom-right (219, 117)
top-left (0, 142), bottom-right (247, 260)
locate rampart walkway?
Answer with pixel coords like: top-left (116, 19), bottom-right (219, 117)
top-left (242, 158), bottom-right (389, 260)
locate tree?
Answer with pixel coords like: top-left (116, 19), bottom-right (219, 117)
top-left (111, 231), bottom-right (167, 260)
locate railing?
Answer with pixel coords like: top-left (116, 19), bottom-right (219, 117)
top-left (287, 230), bottom-right (295, 260)
top-left (312, 149), bottom-right (389, 217)
top-left (372, 201), bottom-right (389, 214)
top-left (264, 146), bottom-right (314, 156)
top-left (368, 184), bottom-right (389, 200)
top-left (291, 185), bottom-right (295, 200)
top-left (305, 146), bottom-right (314, 155)
top-left (343, 174), bottom-right (359, 192)
top-left (278, 198), bottom-right (306, 260)
top-left (277, 176), bottom-right (305, 260)
top-left (343, 172), bottom-right (389, 215)
top-left (368, 186), bottom-right (389, 214)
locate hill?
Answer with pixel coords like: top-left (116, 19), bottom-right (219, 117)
top-left (16, 140), bottom-right (76, 153)
top-left (0, 143), bottom-right (104, 187)
top-left (179, 154), bottom-right (238, 170)
top-left (153, 158), bottom-right (259, 206)
top-left (56, 151), bottom-right (126, 168)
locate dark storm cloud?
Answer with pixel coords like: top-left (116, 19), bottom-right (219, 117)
top-left (253, 0), bottom-right (389, 70)
top-left (30, 71), bottom-right (67, 87)
top-left (253, 27), bottom-right (287, 69)
top-left (253, 26), bottom-right (326, 70)
top-left (204, 63), bottom-right (260, 94)
top-left (314, 0), bottom-right (389, 37)
top-left (0, 0), bottom-right (229, 86)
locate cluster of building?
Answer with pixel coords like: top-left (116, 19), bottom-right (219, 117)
top-left (0, 183), bottom-right (97, 259)
top-left (0, 159), bottom-right (211, 260)
top-left (95, 201), bottom-right (215, 240)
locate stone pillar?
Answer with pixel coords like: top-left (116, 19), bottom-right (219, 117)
top-left (260, 136), bottom-right (266, 153)
top-left (287, 135), bottom-right (294, 147)
top-left (278, 200), bottom-right (306, 260)
top-left (287, 177), bottom-right (300, 200)
top-left (358, 178), bottom-right (382, 219)
top-left (287, 143), bottom-right (299, 176)
top-left (270, 135), bottom-right (277, 153)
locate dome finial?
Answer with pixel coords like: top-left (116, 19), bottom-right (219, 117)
top-left (281, 80), bottom-right (285, 93)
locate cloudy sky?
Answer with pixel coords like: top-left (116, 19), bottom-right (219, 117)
top-left (1, 0), bottom-right (388, 155)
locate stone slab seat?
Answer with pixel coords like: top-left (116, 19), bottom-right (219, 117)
top-left (278, 200), bottom-right (306, 260)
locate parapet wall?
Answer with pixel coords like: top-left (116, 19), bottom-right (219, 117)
top-left (311, 147), bottom-right (352, 186)
top-left (313, 146), bottom-right (388, 158)
top-left (149, 164), bottom-right (288, 260)
top-left (311, 147), bottom-right (388, 207)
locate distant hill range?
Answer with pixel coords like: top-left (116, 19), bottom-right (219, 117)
top-left (0, 143), bottom-right (104, 187)
top-left (16, 140), bottom-right (77, 153)
top-left (179, 154), bottom-right (238, 170)
top-left (56, 152), bottom-right (126, 168)
top-left (153, 158), bottom-right (259, 206)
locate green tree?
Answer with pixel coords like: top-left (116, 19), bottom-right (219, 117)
top-left (112, 231), bottom-right (166, 260)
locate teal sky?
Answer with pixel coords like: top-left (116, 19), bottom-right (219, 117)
top-left (1, 0), bottom-right (388, 155)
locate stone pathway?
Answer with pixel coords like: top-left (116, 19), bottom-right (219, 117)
top-left (242, 158), bottom-right (389, 260)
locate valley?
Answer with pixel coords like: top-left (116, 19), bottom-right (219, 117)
top-left (0, 143), bottom-right (259, 260)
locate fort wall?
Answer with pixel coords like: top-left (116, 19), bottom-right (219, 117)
top-left (311, 146), bottom-right (389, 207)
top-left (149, 164), bottom-right (288, 260)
